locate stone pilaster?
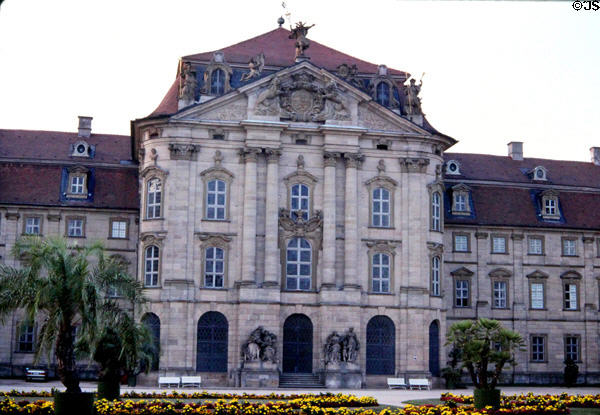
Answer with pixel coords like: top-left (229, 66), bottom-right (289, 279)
top-left (240, 148), bottom-right (260, 286)
top-left (343, 153), bottom-right (363, 290)
top-left (263, 149), bottom-right (281, 287)
top-left (322, 152), bottom-right (340, 289)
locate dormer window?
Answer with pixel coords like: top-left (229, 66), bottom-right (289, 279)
top-left (445, 160), bottom-right (461, 175)
top-left (71, 141), bottom-right (92, 158)
top-left (530, 166), bottom-right (548, 181)
top-left (376, 82), bottom-right (390, 107)
top-left (66, 166), bottom-right (89, 199)
top-left (210, 69), bottom-right (225, 95)
top-left (540, 189), bottom-right (560, 219)
top-left (451, 184), bottom-right (471, 215)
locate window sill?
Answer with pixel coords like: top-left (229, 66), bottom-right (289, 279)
top-left (563, 308), bottom-right (580, 312)
top-left (491, 252), bottom-right (509, 255)
top-left (453, 306), bottom-right (472, 309)
top-left (143, 217), bottom-right (164, 222)
top-left (368, 291), bottom-right (394, 295)
top-left (66, 235), bottom-right (86, 239)
top-left (529, 308), bottom-right (547, 311)
top-left (22, 233), bottom-right (43, 237)
top-left (143, 285), bottom-right (162, 289)
top-left (529, 360), bottom-right (548, 364)
top-left (451, 211), bottom-right (471, 216)
top-left (492, 307), bottom-right (510, 310)
top-left (453, 250), bottom-right (471, 254)
top-left (430, 229), bottom-right (443, 233)
top-left (527, 253), bottom-right (545, 256)
top-left (202, 218), bottom-right (231, 223)
top-left (14, 350), bottom-right (34, 354)
top-left (282, 289), bottom-right (317, 293)
top-left (561, 255), bottom-right (579, 258)
top-left (108, 237), bottom-right (129, 240)
top-left (66, 194), bottom-right (89, 199)
top-left (368, 226), bottom-right (395, 230)
top-left (430, 294), bottom-right (442, 298)
top-left (200, 287), bottom-right (227, 290)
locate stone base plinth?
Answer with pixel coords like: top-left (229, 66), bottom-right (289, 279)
top-left (324, 362), bottom-right (362, 388)
top-left (239, 361), bottom-right (279, 388)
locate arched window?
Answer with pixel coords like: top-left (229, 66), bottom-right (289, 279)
top-left (197, 312), bottom-right (228, 372)
top-left (431, 256), bottom-right (441, 296)
top-left (206, 179), bottom-right (226, 220)
top-left (376, 82), bottom-right (390, 107)
top-left (204, 247), bottom-right (224, 288)
top-left (429, 320), bottom-right (440, 376)
top-left (286, 238), bottom-right (311, 291)
top-left (366, 315), bottom-right (395, 375)
top-left (290, 183), bottom-right (309, 221)
top-left (431, 192), bottom-right (441, 231)
top-left (146, 178), bottom-right (162, 219)
top-left (210, 69), bottom-right (225, 95)
top-left (372, 253), bottom-right (390, 293)
top-left (372, 187), bottom-right (390, 227)
top-left (144, 245), bottom-right (160, 287)
top-left (141, 313), bottom-right (160, 371)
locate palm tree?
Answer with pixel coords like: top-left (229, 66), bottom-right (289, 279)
top-left (0, 236), bottom-right (146, 394)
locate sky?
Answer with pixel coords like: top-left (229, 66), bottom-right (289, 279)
top-left (0, 0), bottom-right (599, 161)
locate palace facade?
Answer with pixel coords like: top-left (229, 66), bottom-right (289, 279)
top-left (1, 26), bottom-right (599, 386)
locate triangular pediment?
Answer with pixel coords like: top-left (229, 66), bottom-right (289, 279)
top-left (171, 62), bottom-right (432, 136)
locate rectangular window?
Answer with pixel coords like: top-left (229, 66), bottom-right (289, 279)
top-left (564, 283), bottom-right (578, 310)
top-left (206, 179), bottom-right (227, 220)
top-left (545, 198), bottom-right (556, 215)
top-left (431, 257), bottom-right (441, 296)
top-left (17, 324), bottom-right (34, 353)
top-left (431, 192), bottom-right (441, 231)
top-left (562, 238), bottom-right (576, 256)
top-left (530, 282), bottom-right (545, 309)
top-left (531, 335), bottom-right (546, 362)
top-left (528, 237), bottom-right (544, 255)
top-left (204, 247), bottom-right (225, 288)
top-left (493, 281), bottom-right (507, 308)
top-left (565, 336), bottom-right (580, 362)
top-left (454, 193), bottom-right (466, 212)
top-left (454, 235), bottom-right (469, 252)
top-left (455, 280), bottom-right (469, 307)
top-left (371, 188), bottom-right (391, 228)
top-left (110, 220), bottom-right (127, 239)
top-left (25, 217), bottom-right (41, 235)
top-left (492, 236), bottom-right (507, 254)
top-left (146, 179), bottom-right (162, 219)
top-left (70, 175), bottom-right (85, 194)
top-left (67, 218), bottom-right (84, 237)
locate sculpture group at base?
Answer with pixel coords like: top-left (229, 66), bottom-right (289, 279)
top-left (241, 326), bottom-right (277, 363)
top-left (324, 328), bottom-right (359, 365)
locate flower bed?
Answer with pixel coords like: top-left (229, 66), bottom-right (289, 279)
top-left (441, 392), bottom-right (600, 408)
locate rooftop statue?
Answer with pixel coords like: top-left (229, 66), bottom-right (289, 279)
top-left (289, 22), bottom-right (315, 59)
top-left (179, 62), bottom-right (197, 102)
top-left (240, 53), bottom-right (265, 82)
top-left (404, 78), bottom-right (423, 116)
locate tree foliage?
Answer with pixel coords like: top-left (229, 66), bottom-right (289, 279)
top-left (445, 318), bottom-right (525, 390)
top-left (0, 236), bottom-right (148, 393)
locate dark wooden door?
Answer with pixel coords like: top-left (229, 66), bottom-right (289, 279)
top-left (366, 316), bottom-right (395, 375)
top-left (282, 314), bottom-right (313, 373)
top-left (429, 320), bottom-right (440, 376)
top-left (196, 312), bottom-right (228, 372)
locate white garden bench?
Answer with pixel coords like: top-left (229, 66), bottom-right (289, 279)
top-left (181, 376), bottom-right (202, 387)
top-left (387, 377), bottom-right (408, 389)
top-left (158, 376), bottom-right (180, 388)
top-left (408, 378), bottom-right (430, 390)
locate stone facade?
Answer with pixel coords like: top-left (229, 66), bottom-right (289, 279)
top-left (1, 27), bottom-right (599, 387)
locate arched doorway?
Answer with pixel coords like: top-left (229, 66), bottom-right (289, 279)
top-left (197, 311), bottom-right (228, 372)
top-left (282, 314), bottom-right (313, 373)
top-left (429, 320), bottom-right (440, 376)
top-left (141, 313), bottom-right (160, 371)
top-left (366, 315), bottom-right (395, 375)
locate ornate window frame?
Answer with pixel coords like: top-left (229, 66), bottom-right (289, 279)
top-left (283, 237), bottom-right (314, 291)
top-left (366, 171), bottom-right (397, 228)
top-left (370, 66), bottom-right (400, 109)
top-left (140, 233), bottom-right (165, 288)
top-left (200, 161), bottom-right (234, 221)
top-left (428, 181), bottom-right (444, 232)
top-left (531, 166), bottom-right (548, 181)
top-left (451, 183), bottom-right (471, 215)
top-left (283, 156), bottom-right (318, 220)
top-left (23, 215), bottom-right (43, 236)
top-left (527, 270), bottom-right (548, 310)
top-left (366, 240), bottom-right (396, 294)
top-left (202, 52), bottom-right (233, 96)
top-left (65, 216), bottom-right (86, 238)
top-left (66, 166), bottom-right (89, 199)
top-left (540, 189), bottom-right (560, 219)
top-left (197, 233), bottom-right (232, 289)
top-left (141, 166), bottom-right (168, 221)
top-left (445, 160), bottom-right (461, 175)
top-left (561, 271), bottom-right (581, 311)
top-left (71, 140), bottom-right (92, 158)
top-left (489, 268), bottom-right (511, 309)
top-left (451, 267), bottom-right (473, 308)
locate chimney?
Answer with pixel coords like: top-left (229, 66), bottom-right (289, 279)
top-left (508, 141), bottom-right (523, 161)
top-left (78, 116), bottom-right (93, 138)
top-left (591, 147), bottom-right (600, 166)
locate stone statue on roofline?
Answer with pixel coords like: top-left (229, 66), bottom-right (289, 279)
top-left (404, 77), bottom-right (423, 116)
top-left (289, 22), bottom-right (315, 59)
top-left (179, 62), bottom-right (197, 102)
top-left (240, 53), bottom-right (265, 82)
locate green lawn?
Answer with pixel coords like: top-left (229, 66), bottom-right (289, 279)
top-left (402, 400), bottom-right (600, 415)
top-left (402, 399), bottom-right (444, 406)
top-left (570, 409), bottom-right (600, 415)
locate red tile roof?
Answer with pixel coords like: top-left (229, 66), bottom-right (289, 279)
top-left (149, 27), bottom-right (408, 117)
top-left (0, 129), bottom-right (133, 164)
top-left (0, 163), bottom-right (139, 210)
top-left (444, 153), bottom-right (600, 189)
